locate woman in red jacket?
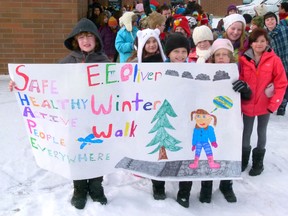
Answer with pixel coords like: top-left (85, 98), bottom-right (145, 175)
top-left (239, 28), bottom-right (287, 176)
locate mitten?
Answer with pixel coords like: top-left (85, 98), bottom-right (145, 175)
top-left (232, 80), bottom-right (252, 100)
top-left (211, 141), bottom-right (218, 148)
top-left (192, 145), bottom-right (196, 151)
top-left (232, 80), bottom-right (250, 93)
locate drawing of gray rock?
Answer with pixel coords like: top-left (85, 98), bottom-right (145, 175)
top-left (165, 70), bottom-right (179, 77)
top-left (213, 70), bottom-right (230, 81)
top-left (182, 71), bottom-right (193, 79)
top-left (195, 73), bottom-right (210, 80)
top-left (115, 157), bottom-right (241, 180)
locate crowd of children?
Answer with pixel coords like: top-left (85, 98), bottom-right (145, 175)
top-left (9, 0), bottom-right (288, 211)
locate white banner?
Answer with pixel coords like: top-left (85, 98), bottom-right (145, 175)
top-left (8, 63), bottom-right (242, 181)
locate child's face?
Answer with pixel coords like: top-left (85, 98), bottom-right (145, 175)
top-left (250, 22), bottom-right (258, 31)
top-left (195, 114), bottom-right (212, 128)
top-left (265, 17), bottom-right (277, 31)
top-left (157, 22), bottom-right (165, 33)
top-left (162, 9), bottom-right (172, 18)
top-left (279, 6), bottom-right (285, 14)
top-left (226, 22), bottom-right (243, 42)
top-left (196, 40), bottom-right (211, 50)
top-left (175, 27), bottom-right (187, 37)
top-left (214, 48), bottom-right (231, 63)
top-left (144, 37), bottom-right (159, 55)
top-left (251, 35), bottom-right (268, 55)
top-left (228, 9), bottom-right (237, 15)
top-left (76, 32), bottom-right (96, 53)
top-left (104, 16), bottom-right (108, 23)
top-left (94, 8), bottom-right (101, 16)
top-left (169, 48), bottom-right (188, 62)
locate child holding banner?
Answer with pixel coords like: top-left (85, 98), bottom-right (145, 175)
top-left (197, 38), bottom-right (240, 204)
top-left (129, 30), bottom-right (192, 208)
top-left (60, 18), bottom-right (110, 209)
top-left (161, 32), bottom-right (193, 208)
top-left (127, 27), bottom-right (168, 203)
top-left (9, 18), bottom-right (110, 210)
top-left (238, 28), bottom-right (287, 176)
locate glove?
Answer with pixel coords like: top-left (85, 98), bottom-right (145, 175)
top-left (232, 80), bottom-right (250, 93)
top-left (192, 145), bottom-right (196, 151)
top-left (211, 141), bottom-right (218, 148)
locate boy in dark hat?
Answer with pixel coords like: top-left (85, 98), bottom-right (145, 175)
top-left (151, 33), bottom-right (192, 209)
top-left (165, 33), bottom-right (190, 62)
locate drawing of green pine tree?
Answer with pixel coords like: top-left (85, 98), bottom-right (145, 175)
top-left (146, 99), bottom-right (182, 160)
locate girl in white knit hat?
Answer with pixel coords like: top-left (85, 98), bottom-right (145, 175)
top-left (189, 25), bottom-right (214, 63)
top-left (126, 28), bottom-right (166, 63)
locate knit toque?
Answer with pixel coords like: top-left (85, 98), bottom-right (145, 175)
top-left (211, 38), bottom-right (234, 55)
top-left (165, 33), bottom-right (190, 56)
top-left (119, 11), bottom-right (137, 32)
top-left (223, 14), bottom-right (246, 31)
top-left (192, 25), bottom-right (213, 45)
top-left (173, 15), bottom-right (191, 37)
top-left (108, 16), bottom-right (118, 27)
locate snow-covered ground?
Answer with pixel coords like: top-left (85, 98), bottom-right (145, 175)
top-left (1, 74), bottom-right (288, 216)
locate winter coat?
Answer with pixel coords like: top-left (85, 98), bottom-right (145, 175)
top-left (188, 49), bottom-right (197, 63)
top-left (59, 51), bottom-right (110, 63)
top-left (99, 25), bottom-right (117, 57)
top-left (267, 24), bottom-right (288, 75)
top-left (239, 47), bottom-right (287, 117)
top-left (115, 26), bottom-right (138, 63)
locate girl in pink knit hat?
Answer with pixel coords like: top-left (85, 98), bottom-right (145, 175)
top-left (198, 38), bottom-right (248, 204)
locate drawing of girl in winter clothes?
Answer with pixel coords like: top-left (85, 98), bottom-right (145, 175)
top-left (189, 109), bottom-right (220, 169)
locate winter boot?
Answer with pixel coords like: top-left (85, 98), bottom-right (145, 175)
top-left (88, 177), bottom-right (107, 205)
top-left (71, 180), bottom-right (88, 209)
top-left (219, 180), bottom-right (237, 203)
top-left (176, 181), bottom-right (192, 208)
top-left (249, 148), bottom-right (266, 176)
top-left (242, 146), bottom-right (252, 172)
top-left (207, 156), bottom-right (220, 169)
top-left (277, 100), bottom-right (286, 116)
top-left (189, 156), bottom-right (199, 169)
top-left (152, 180), bottom-right (166, 200)
top-left (199, 181), bottom-right (213, 203)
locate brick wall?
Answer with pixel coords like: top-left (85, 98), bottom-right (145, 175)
top-left (201, 0), bottom-right (243, 17)
top-left (0, 0), bottom-right (243, 75)
top-left (0, 0), bottom-right (88, 75)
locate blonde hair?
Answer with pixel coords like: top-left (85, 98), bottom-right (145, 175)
top-left (223, 24), bottom-right (246, 51)
top-left (147, 11), bottom-right (166, 29)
